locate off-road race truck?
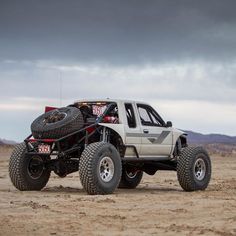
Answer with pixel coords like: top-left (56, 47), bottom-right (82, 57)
top-left (9, 99), bottom-right (211, 195)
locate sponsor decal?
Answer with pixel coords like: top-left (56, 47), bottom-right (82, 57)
top-left (126, 131), bottom-right (170, 144)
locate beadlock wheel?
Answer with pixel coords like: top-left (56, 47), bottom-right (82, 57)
top-left (9, 142), bottom-right (51, 191)
top-left (31, 107), bottom-right (84, 139)
top-left (79, 142), bottom-right (122, 195)
top-left (99, 156), bottom-right (115, 182)
top-left (193, 158), bottom-right (206, 181)
top-left (27, 156), bottom-right (44, 180)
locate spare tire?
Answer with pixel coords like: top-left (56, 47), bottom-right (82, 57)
top-left (31, 107), bottom-right (84, 139)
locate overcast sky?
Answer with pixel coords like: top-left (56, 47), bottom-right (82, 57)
top-left (0, 0), bottom-right (236, 141)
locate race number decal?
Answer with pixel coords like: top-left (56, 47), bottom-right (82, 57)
top-left (92, 105), bottom-right (106, 116)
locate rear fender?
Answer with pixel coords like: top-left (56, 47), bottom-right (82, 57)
top-left (98, 123), bottom-right (125, 144)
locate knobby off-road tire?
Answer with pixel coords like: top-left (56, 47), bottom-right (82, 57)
top-left (118, 166), bottom-right (143, 189)
top-left (31, 107), bottom-right (84, 139)
top-left (79, 142), bottom-right (122, 195)
top-left (9, 143), bottom-right (51, 191)
top-left (177, 146), bottom-right (211, 191)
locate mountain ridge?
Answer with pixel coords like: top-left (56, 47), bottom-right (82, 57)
top-left (183, 130), bottom-right (236, 145)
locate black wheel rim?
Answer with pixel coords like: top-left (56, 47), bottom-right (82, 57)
top-left (43, 110), bottom-right (67, 124)
top-left (28, 156), bottom-right (44, 179)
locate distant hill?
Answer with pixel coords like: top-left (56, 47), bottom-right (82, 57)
top-left (0, 138), bottom-right (17, 146)
top-left (184, 130), bottom-right (236, 145)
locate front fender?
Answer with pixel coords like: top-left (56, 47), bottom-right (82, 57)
top-left (171, 129), bottom-right (187, 155)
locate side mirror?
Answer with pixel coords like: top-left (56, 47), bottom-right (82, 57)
top-left (166, 121), bottom-right (172, 127)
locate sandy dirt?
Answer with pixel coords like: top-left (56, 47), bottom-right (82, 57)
top-left (0, 147), bottom-right (236, 236)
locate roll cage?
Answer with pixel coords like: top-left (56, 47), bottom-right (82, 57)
top-left (24, 102), bottom-right (118, 157)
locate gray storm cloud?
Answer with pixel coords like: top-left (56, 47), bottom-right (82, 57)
top-left (1, 0), bottom-right (236, 63)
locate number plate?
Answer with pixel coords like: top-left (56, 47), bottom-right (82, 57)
top-left (38, 144), bottom-right (51, 153)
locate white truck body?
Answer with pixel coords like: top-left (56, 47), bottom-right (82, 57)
top-left (76, 99), bottom-right (185, 160)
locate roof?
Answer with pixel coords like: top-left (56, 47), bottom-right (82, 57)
top-left (74, 98), bottom-right (148, 105)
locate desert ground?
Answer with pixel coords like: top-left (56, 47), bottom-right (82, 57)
top-left (0, 146), bottom-right (235, 236)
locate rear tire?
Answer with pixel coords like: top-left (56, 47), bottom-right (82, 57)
top-left (9, 143), bottom-right (51, 191)
top-left (177, 146), bottom-right (211, 191)
top-left (79, 142), bottom-right (122, 195)
top-left (118, 165), bottom-right (143, 189)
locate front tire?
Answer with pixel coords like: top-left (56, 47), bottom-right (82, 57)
top-left (9, 143), bottom-right (51, 191)
top-left (79, 142), bottom-right (122, 195)
top-left (118, 165), bottom-right (143, 189)
top-left (177, 146), bottom-right (211, 191)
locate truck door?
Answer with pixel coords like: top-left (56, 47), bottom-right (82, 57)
top-left (137, 104), bottom-right (173, 157)
top-left (124, 103), bottom-right (142, 157)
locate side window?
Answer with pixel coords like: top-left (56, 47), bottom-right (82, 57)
top-left (149, 111), bottom-right (162, 126)
top-left (138, 107), bottom-right (152, 125)
top-left (125, 103), bottom-right (136, 128)
top-left (138, 104), bottom-right (164, 126)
